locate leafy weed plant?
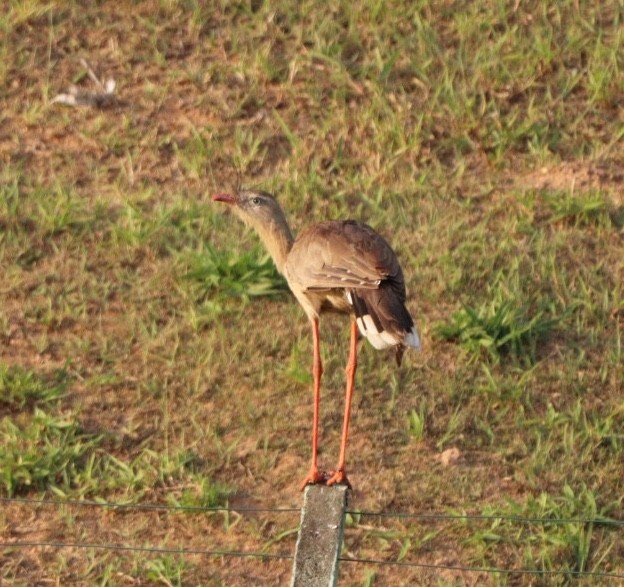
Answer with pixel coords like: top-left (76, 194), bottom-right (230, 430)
top-left (544, 190), bottom-right (613, 227)
top-left (435, 299), bottom-right (559, 364)
top-left (0, 409), bottom-right (102, 497)
top-left (0, 365), bottom-right (68, 409)
top-left (184, 244), bottom-right (288, 301)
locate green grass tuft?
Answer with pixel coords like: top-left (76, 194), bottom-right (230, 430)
top-left (0, 409), bottom-right (102, 497)
top-left (184, 244), bottom-right (288, 301)
top-left (0, 364), bottom-right (68, 409)
top-left (435, 299), bottom-right (559, 364)
top-left (544, 190), bottom-right (613, 227)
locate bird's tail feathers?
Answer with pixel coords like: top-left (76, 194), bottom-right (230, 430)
top-left (346, 286), bottom-right (420, 359)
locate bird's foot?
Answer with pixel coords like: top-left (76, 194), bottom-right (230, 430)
top-left (326, 468), bottom-right (352, 489)
top-left (299, 467), bottom-right (329, 491)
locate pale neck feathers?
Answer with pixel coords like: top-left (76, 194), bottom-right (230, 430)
top-left (238, 207), bottom-right (294, 275)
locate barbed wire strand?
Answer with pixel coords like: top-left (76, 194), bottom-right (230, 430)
top-left (348, 510), bottom-right (624, 527)
top-left (0, 496), bottom-right (298, 514)
top-left (340, 556), bottom-right (624, 580)
top-left (2, 540), bottom-right (623, 580)
top-left (2, 496), bottom-right (622, 527)
top-left (0, 540), bottom-right (292, 561)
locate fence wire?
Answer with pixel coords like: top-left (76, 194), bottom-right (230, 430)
top-left (0, 495), bottom-right (299, 514)
top-left (340, 557), bottom-right (624, 580)
top-left (349, 509), bottom-right (624, 527)
top-left (2, 495), bottom-right (623, 581)
top-left (0, 540), bottom-right (292, 561)
top-left (3, 496), bottom-right (623, 526)
top-left (2, 539), bottom-right (623, 581)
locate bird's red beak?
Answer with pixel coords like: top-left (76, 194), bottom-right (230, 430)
top-left (212, 193), bottom-right (238, 205)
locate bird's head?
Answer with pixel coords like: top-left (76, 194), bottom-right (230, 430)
top-left (212, 189), bottom-right (287, 232)
top-left (212, 190), bottom-right (294, 268)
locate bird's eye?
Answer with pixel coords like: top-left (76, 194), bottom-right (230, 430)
top-left (251, 197), bottom-right (261, 205)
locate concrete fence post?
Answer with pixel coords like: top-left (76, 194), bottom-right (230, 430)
top-left (290, 485), bottom-right (349, 587)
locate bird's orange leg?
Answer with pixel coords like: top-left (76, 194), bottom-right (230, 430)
top-left (326, 317), bottom-right (358, 488)
top-left (300, 318), bottom-right (327, 490)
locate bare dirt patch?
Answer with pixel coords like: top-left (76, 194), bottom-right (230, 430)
top-left (516, 159), bottom-right (624, 205)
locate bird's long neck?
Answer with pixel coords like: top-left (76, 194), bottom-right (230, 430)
top-left (252, 214), bottom-right (294, 275)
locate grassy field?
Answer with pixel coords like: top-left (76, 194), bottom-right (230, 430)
top-left (1, 1), bottom-right (623, 585)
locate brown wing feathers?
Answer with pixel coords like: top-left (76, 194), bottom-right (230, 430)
top-left (285, 217), bottom-right (420, 361)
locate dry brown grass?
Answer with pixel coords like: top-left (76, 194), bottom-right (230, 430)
top-left (2, 1), bottom-right (623, 585)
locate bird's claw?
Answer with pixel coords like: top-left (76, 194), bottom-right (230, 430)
top-left (299, 468), bottom-right (329, 491)
top-left (326, 469), bottom-right (352, 489)
top-left (299, 467), bottom-right (352, 490)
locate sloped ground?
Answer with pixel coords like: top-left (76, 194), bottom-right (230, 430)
top-left (1, 1), bottom-right (623, 585)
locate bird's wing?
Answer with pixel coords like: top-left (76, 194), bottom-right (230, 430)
top-left (286, 220), bottom-right (402, 292)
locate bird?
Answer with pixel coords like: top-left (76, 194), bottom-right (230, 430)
top-left (212, 189), bottom-right (420, 489)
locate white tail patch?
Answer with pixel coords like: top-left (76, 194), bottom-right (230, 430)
top-left (347, 290), bottom-right (420, 352)
top-left (356, 314), bottom-right (399, 350)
